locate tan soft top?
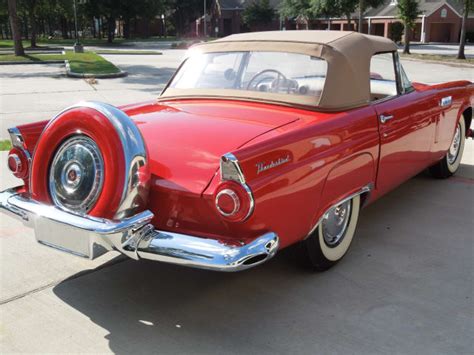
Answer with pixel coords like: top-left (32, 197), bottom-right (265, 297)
top-left (160, 31), bottom-right (398, 110)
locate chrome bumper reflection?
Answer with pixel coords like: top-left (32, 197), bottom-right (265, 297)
top-left (0, 187), bottom-right (279, 272)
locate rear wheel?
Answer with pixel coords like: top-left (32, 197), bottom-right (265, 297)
top-left (429, 119), bottom-right (466, 179)
top-left (303, 195), bottom-right (361, 271)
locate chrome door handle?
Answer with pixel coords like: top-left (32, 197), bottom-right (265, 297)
top-left (379, 114), bottom-right (394, 124)
top-left (440, 96), bottom-right (452, 107)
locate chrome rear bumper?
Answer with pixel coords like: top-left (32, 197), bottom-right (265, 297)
top-left (0, 187), bottom-right (279, 272)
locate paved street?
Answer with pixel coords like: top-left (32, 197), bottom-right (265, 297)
top-left (0, 49), bottom-right (473, 354)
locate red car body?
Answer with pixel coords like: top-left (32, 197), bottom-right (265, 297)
top-left (1, 31), bottom-right (473, 272)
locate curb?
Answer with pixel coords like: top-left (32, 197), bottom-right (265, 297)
top-left (0, 60), bottom-right (64, 65)
top-left (65, 60), bottom-right (127, 78)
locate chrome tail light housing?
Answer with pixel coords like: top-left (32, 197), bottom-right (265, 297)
top-left (215, 153), bottom-right (254, 222)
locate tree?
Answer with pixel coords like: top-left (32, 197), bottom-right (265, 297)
top-left (22, 0), bottom-right (39, 47)
top-left (397, 0), bottom-right (420, 54)
top-left (339, 0), bottom-right (358, 27)
top-left (242, 0), bottom-right (275, 28)
top-left (457, 0), bottom-right (473, 59)
top-left (7, 0), bottom-right (24, 55)
top-left (172, 0), bottom-right (210, 37)
top-left (280, 0), bottom-right (313, 20)
top-left (357, 0), bottom-right (384, 33)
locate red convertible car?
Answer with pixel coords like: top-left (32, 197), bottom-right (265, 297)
top-left (1, 31), bottom-right (472, 271)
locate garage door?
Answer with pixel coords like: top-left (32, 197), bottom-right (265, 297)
top-left (429, 23), bottom-right (453, 42)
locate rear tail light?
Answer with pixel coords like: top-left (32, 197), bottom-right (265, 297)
top-left (7, 148), bottom-right (29, 179)
top-left (215, 181), bottom-right (254, 222)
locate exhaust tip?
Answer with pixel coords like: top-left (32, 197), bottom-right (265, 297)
top-left (242, 253), bottom-right (268, 266)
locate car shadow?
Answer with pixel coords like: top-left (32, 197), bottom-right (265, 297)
top-left (51, 172), bottom-right (473, 354)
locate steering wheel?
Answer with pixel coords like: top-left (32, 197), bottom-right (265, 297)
top-left (246, 69), bottom-right (288, 91)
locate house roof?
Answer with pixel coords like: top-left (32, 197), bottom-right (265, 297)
top-left (160, 31), bottom-right (398, 111)
top-left (365, 0), bottom-right (463, 18)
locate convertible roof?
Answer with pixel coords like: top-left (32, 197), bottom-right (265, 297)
top-left (212, 30), bottom-right (396, 48)
top-left (160, 31), bottom-right (398, 110)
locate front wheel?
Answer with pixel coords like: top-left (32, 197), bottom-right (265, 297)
top-left (303, 194), bottom-right (361, 271)
top-left (429, 119), bottom-right (466, 179)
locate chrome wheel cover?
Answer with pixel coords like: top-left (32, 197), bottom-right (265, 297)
top-left (49, 136), bottom-right (104, 213)
top-left (447, 124), bottom-right (461, 165)
top-left (321, 199), bottom-right (352, 247)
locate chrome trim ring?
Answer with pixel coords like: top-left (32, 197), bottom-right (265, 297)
top-left (215, 189), bottom-right (241, 217)
top-left (321, 199), bottom-right (352, 247)
top-left (49, 136), bottom-right (104, 214)
top-left (447, 123), bottom-right (461, 165)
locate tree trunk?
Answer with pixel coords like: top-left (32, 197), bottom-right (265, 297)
top-left (61, 17), bottom-right (68, 38)
top-left (123, 17), bottom-right (130, 39)
top-left (98, 17), bottom-right (102, 39)
top-left (22, 15), bottom-right (29, 39)
top-left (7, 0), bottom-right (24, 56)
top-left (403, 25), bottom-right (411, 54)
top-left (107, 16), bottom-right (116, 43)
top-left (358, 0), bottom-right (365, 33)
top-left (457, 0), bottom-right (468, 60)
top-left (28, 0), bottom-right (38, 47)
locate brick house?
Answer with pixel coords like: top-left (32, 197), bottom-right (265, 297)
top-left (197, 0), bottom-right (473, 43)
top-left (196, 0), bottom-right (284, 37)
top-left (319, 0), bottom-right (474, 43)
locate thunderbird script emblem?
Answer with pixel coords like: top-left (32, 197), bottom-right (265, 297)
top-left (256, 155), bottom-right (291, 175)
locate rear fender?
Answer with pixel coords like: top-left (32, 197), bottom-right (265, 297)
top-left (311, 153), bottom-right (376, 232)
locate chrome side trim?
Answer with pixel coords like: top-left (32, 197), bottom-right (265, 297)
top-left (0, 187), bottom-right (278, 272)
top-left (37, 101), bottom-right (149, 219)
top-left (305, 183), bottom-right (373, 239)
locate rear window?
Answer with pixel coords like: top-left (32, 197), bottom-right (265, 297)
top-left (169, 51), bottom-right (328, 99)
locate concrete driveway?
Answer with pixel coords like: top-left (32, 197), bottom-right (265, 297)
top-left (1, 143), bottom-right (473, 354)
top-left (0, 50), bottom-right (473, 354)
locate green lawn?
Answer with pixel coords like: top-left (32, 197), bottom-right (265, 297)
top-left (0, 140), bottom-right (12, 151)
top-left (400, 53), bottom-right (474, 65)
top-left (0, 51), bottom-right (120, 74)
top-left (0, 37), bottom-right (176, 48)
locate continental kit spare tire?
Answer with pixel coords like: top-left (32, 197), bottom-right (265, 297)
top-left (30, 101), bottom-right (150, 219)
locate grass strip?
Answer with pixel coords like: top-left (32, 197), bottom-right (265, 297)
top-left (0, 51), bottom-right (120, 74)
top-left (0, 140), bottom-right (12, 151)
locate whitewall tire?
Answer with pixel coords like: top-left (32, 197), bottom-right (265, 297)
top-left (303, 195), bottom-right (361, 271)
top-left (430, 119), bottom-right (466, 179)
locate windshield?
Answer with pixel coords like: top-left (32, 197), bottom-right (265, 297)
top-left (168, 51), bottom-right (328, 100)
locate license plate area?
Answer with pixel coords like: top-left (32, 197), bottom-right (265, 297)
top-left (34, 217), bottom-right (108, 259)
